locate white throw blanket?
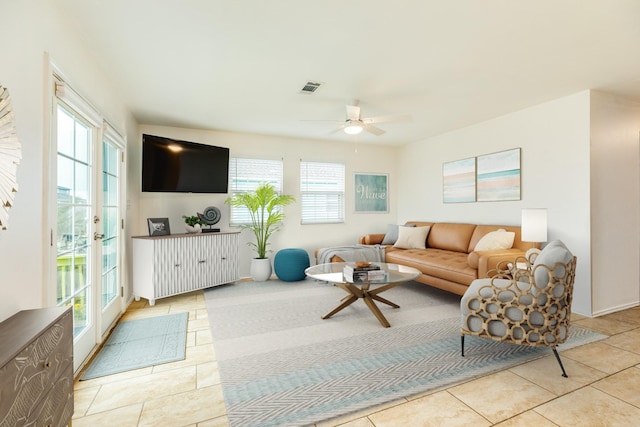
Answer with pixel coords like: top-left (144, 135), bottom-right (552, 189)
top-left (316, 244), bottom-right (385, 265)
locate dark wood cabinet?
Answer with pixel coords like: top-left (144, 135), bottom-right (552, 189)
top-left (0, 307), bottom-right (74, 427)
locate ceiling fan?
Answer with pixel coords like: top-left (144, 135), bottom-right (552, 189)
top-left (330, 100), bottom-right (411, 136)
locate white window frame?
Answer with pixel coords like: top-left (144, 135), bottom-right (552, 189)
top-left (300, 161), bottom-right (345, 224)
top-left (228, 157), bottom-right (284, 225)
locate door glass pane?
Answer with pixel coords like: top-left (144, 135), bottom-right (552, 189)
top-left (103, 142), bottom-right (117, 174)
top-left (57, 108), bottom-right (74, 158)
top-left (56, 251), bottom-right (72, 305)
top-left (102, 236), bottom-right (116, 270)
top-left (103, 206), bottom-right (117, 240)
top-left (75, 162), bottom-right (90, 202)
top-left (72, 288), bottom-right (89, 335)
top-left (74, 206), bottom-right (90, 250)
top-left (57, 205), bottom-right (73, 252)
top-left (57, 155), bottom-right (74, 201)
top-left (75, 122), bottom-right (90, 163)
top-left (103, 175), bottom-right (117, 206)
top-left (102, 238), bottom-right (117, 306)
top-left (72, 252), bottom-right (88, 293)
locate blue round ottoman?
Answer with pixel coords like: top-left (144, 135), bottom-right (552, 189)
top-left (274, 248), bottom-right (310, 282)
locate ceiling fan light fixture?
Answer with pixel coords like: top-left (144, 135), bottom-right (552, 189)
top-left (344, 123), bottom-right (363, 135)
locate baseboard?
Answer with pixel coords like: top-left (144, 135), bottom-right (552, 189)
top-left (591, 300), bottom-right (640, 317)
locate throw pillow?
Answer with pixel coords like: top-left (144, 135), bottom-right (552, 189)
top-left (394, 226), bottom-right (431, 249)
top-left (381, 223), bottom-right (415, 245)
top-left (474, 229), bottom-right (515, 251)
top-left (533, 240), bottom-right (574, 287)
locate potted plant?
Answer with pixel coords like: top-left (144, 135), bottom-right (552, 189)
top-left (182, 214), bottom-right (202, 233)
top-left (225, 182), bottom-right (295, 281)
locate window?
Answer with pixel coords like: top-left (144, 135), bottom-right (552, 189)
top-left (300, 161), bottom-right (345, 224)
top-left (228, 157), bottom-right (283, 225)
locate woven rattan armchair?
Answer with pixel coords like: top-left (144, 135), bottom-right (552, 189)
top-left (460, 240), bottom-right (577, 377)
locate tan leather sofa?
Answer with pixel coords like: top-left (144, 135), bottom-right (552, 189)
top-left (359, 221), bottom-right (537, 296)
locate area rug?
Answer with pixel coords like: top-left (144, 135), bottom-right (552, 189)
top-left (204, 279), bottom-right (606, 427)
top-left (81, 312), bottom-right (188, 380)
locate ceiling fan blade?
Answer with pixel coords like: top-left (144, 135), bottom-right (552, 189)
top-left (360, 122), bottom-right (386, 136)
top-left (329, 123), bottom-right (348, 134)
top-left (346, 104), bottom-right (360, 121)
top-left (300, 119), bottom-right (343, 123)
top-left (362, 114), bottom-right (412, 124)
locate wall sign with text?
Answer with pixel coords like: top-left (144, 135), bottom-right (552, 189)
top-left (354, 173), bottom-right (388, 213)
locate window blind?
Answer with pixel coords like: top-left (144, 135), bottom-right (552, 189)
top-left (300, 161), bottom-right (345, 224)
top-left (228, 157), bottom-right (283, 225)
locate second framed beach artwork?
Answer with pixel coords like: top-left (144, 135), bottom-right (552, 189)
top-left (476, 148), bottom-right (521, 202)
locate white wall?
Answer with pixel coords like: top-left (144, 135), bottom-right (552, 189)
top-left (590, 91), bottom-right (640, 315)
top-left (0, 1), bottom-right (136, 322)
top-left (134, 125), bottom-right (398, 278)
top-left (396, 92), bottom-right (593, 315)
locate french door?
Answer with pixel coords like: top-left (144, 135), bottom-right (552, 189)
top-left (52, 81), bottom-right (124, 371)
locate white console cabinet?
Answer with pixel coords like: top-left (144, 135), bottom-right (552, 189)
top-left (132, 232), bottom-right (239, 305)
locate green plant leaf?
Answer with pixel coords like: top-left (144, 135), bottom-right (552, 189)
top-left (225, 183), bottom-right (295, 258)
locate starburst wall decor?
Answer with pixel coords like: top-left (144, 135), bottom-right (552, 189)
top-left (0, 85), bottom-right (22, 230)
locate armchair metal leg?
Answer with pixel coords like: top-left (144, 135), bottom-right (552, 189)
top-left (461, 335), bottom-right (465, 357)
top-left (552, 347), bottom-right (568, 378)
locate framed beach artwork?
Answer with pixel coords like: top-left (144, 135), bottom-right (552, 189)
top-left (476, 148), bottom-right (521, 202)
top-left (443, 157), bottom-right (476, 203)
top-left (354, 173), bottom-right (388, 213)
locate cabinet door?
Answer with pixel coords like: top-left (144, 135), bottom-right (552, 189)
top-left (153, 238), bottom-right (189, 298)
top-left (194, 235), bottom-right (215, 287)
top-left (212, 233), bottom-right (239, 284)
top-left (30, 365), bottom-right (74, 427)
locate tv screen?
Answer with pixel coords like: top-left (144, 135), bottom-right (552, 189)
top-left (142, 134), bottom-right (229, 193)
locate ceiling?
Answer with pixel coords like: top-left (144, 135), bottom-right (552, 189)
top-left (56, 0), bottom-right (640, 146)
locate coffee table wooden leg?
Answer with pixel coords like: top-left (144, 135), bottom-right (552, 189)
top-left (371, 294), bottom-right (400, 308)
top-left (322, 295), bottom-right (358, 319)
top-left (362, 295), bottom-right (391, 328)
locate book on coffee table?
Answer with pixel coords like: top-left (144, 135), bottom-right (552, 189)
top-left (343, 262), bottom-right (386, 283)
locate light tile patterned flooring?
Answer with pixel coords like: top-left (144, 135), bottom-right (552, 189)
top-left (73, 291), bottom-right (640, 427)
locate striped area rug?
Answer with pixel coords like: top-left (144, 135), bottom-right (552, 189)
top-left (204, 279), bottom-right (605, 427)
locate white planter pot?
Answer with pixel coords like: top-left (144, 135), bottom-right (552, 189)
top-left (250, 258), bottom-right (272, 282)
top-left (184, 223), bottom-right (202, 233)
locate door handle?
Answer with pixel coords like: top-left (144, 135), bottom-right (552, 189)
top-left (94, 232), bottom-right (105, 240)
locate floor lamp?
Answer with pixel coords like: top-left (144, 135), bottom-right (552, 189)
top-left (521, 208), bottom-right (547, 262)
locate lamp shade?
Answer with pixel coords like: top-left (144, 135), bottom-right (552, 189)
top-left (521, 208), bottom-right (547, 242)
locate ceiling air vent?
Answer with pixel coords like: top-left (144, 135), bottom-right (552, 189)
top-left (300, 81), bottom-right (322, 94)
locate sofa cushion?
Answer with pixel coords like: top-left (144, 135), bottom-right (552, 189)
top-left (394, 226), bottom-right (431, 249)
top-left (427, 223), bottom-right (477, 253)
top-left (474, 229), bottom-right (515, 251)
top-left (381, 223), bottom-right (415, 245)
top-left (387, 248), bottom-right (477, 285)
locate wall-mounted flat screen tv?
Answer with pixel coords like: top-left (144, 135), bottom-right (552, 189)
top-left (142, 134), bottom-right (230, 193)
